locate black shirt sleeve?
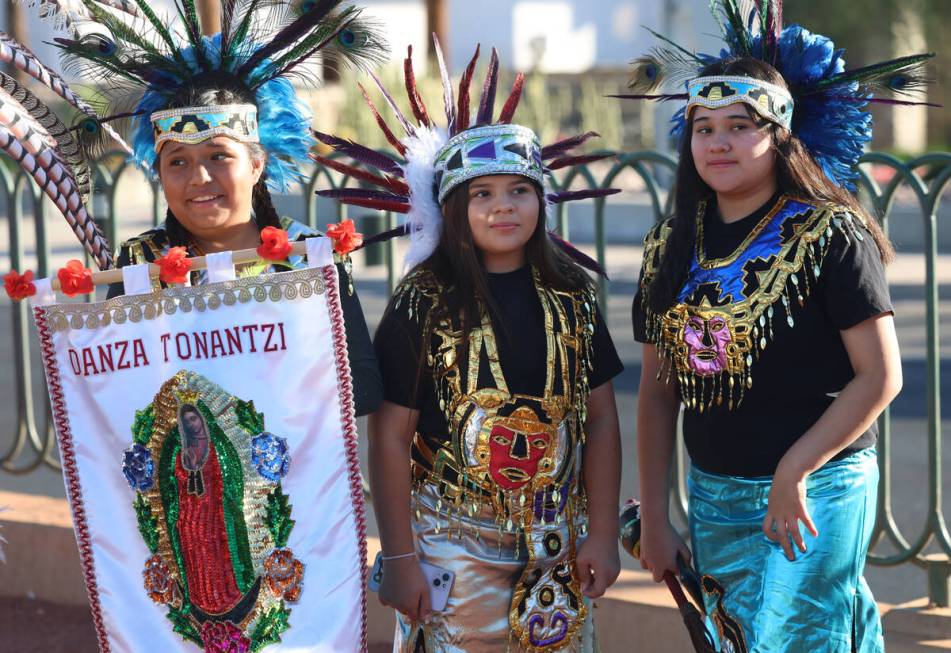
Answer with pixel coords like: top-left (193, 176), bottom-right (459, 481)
top-left (373, 290), bottom-right (431, 410)
top-left (588, 303), bottom-right (624, 388)
top-left (819, 214), bottom-right (893, 330)
top-left (337, 261), bottom-right (383, 417)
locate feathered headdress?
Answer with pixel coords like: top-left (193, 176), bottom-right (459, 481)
top-left (2, 0), bottom-right (386, 270)
top-left (315, 37), bottom-right (618, 274)
top-left (613, 0), bottom-right (935, 188)
top-left (40, 0), bottom-right (387, 191)
top-left (0, 29), bottom-right (128, 270)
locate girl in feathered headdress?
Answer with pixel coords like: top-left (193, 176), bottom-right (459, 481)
top-left (317, 39), bottom-right (623, 651)
top-left (17, 0), bottom-right (389, 417)
top-left (621, 1), bottom-right (931, 651)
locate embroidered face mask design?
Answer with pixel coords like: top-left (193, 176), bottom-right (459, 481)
top-left (683, 311), bottom-right (734, 375)
top-left (486, 406), bottom-right (555, 490)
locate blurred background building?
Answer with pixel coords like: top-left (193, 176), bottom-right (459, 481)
top-left (4, 0), bottom-right (947, 154)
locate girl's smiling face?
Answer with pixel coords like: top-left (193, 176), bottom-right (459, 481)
top-left (466, 174), bottom-right (540, 272)
top-left (690, 105), bottom-right (777, 198)
top-left (158, 137), bottom-right (264, 240)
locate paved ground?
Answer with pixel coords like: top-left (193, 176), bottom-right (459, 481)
top-left (1, 188), bottom-right (949, 612)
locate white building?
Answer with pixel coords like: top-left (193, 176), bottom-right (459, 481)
top-left (9, 0), bottom-right (721, 76)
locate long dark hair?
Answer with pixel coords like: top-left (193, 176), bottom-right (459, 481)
top-left (648, 57), bottom-right (894, 314)
top-left (155, 85), bottom-right (282, 248)
top-left (418, 180), bottom-right (591, 338)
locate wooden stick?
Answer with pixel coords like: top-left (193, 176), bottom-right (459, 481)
top-left (49, 242), bottom-right (310, 292)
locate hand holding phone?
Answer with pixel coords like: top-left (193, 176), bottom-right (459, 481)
top-left (369, 552), bottom-right (455, 612)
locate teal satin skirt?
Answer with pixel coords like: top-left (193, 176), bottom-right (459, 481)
top-left (688, 448), bottom-right (883, 653)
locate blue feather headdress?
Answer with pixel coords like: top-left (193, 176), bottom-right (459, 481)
top-left (614, 0), bottom-right (935, 189)
top-left (38, 0), bottom-right (387, 191)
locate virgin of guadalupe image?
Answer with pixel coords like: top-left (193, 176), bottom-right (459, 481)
top-left (162, 402), bottom-right (260, 622)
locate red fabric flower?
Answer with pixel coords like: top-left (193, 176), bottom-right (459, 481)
top-left (257, 226), bottom-right (293, 261)
top-left (325, 219), bottom-right (364, 256)
top-left (57, 260), bottom-right (94, 297)
top-left (156, 246), bottom-right (192, 284)
top-left (4, 269), bottom-right (36, 301)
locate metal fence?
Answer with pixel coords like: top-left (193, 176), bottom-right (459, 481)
top-left (2, 150), bottom-right (950, 603)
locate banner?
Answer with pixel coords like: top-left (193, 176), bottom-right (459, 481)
top-left (31, 242), bottom-right (368, 652)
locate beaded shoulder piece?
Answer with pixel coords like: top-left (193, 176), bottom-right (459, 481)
top-left (641, 196), bottom-right (869, 412)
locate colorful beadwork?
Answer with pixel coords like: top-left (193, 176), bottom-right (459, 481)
top-left (250, 432), bottom-right (290, 482)
top-left (687, 76), bottom-right (794, 130)
top-left (123, 371), bottom-right (303, 650)
top-left (639, 196), bottom-right (868, 412)
top-left (143, 554), bottom-right (179, 604)
top-left (123, 443), bottom-right (155, 491)
top-left (433, 124), bottom-right (544, 204)
top-left (263, 548), bottom-right (304, 602)
top-left (199, 620), bottom-right (252, 653)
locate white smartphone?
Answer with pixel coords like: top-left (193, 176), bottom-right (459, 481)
top-left (368, 551), bottom-right (455, 612)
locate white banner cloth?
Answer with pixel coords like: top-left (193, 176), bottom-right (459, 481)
top-left (33, 265), bottom-right (367, 653)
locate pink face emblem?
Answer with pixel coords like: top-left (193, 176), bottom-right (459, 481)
top-left (683, 314), bottom-right (732, 375)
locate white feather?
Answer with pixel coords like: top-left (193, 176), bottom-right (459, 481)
top-left (401, 125), bottom-right (449, 274)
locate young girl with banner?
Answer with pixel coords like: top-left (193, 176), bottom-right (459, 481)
top-left (2, 1), bottom-right (390, 651)
top-left (618, 1), bottom-right (931, 650)
top-left (316, 40), bottom-right (624, 652)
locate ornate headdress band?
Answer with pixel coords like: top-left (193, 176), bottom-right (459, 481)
top-left (613, 0), bottom-right (935, 189)
top-left (151, 104), bottom-right (259, 152)
top-left (315, 39), bottom-right (619, 275)
top-left (434, 124), bottom-right (544, 204)
top-left (687, 76), bottom-right (794, 130)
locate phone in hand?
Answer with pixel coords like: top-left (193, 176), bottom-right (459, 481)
top-left (369, 551), bottom-right (455, 612)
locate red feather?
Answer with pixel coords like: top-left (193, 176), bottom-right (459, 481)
top-left (456, 44), bottom-right (481, 135)
top-left (476, 47), bottom-right (500, 125)
top-left (404, 45), bottom-right (431, 127)
top-left (358, 83), bottom-right (407, 156)
top-left (547, 153), bottom-right (615, 171)
top-left (310, 155), bottom-right (409, 194)
top-left (498, 73), bottom-right (525, 124)
top-left (541, 131), bottom-right (600, 160)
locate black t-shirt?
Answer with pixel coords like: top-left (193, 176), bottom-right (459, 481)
top-left (632, 195), bottom-right (893, 477)
top-left (376, 265), bottom-right (624, 447)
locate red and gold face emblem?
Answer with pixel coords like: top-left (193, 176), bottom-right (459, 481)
top-left (485, 406), bottom-right (555, 491)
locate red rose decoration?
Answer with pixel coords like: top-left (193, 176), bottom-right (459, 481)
top-left (4, 269), bottom-right (36, 301)
top-left (257, 226), bottom-right (293, 261)
top-left (325, 219), bottom-right (364, 256)
top-left (199, 621), bottom-right (250, 653)
top-left (57, 260), bottom-right (94, 297)
top-left (156, 246), bottom-right (192, 284)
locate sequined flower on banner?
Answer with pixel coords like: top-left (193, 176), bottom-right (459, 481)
top-left (122, 444), bottom-right (155, 491)
top-left (3, 269), bottom-right (36, 301)
top-left (257, 226), bottom-right (294, 261)
top-left (57, 260), bottom-right (94, 297)
top-left (325, 220), bottom-right (364, 256)
top-left (142, 554), bottom-right (178, 604)
top-left (264, 548), bottom-right (304, 602)
top-left (251, 432), bottom-right (290, 481)
top-left (199, 621), bottom-right (251, 653)
top-left (156, 246), bottom-right (192, 285)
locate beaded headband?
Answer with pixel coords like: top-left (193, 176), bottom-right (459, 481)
top-left (151, 104), bottom-right (259, 152)
top-left (687, 76), bottom-right (794, 130)
top-left (433, 124), bottom-right (544, 204)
